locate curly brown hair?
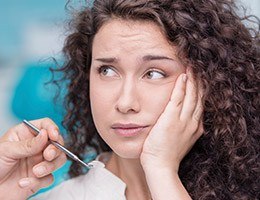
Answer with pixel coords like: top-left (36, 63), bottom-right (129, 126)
top-left (58, 0), bottom-right (259, 199)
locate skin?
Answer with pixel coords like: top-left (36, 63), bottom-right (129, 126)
top-left (90, 20), bottom-right (186, 159)
top-left (0, 118), bottom-right (66, 200)
top-left (0, 19), bottom-right (203, 200)
top-left (90, 19), bottom-right (203, 200)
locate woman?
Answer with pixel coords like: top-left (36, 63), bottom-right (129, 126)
top-left (0, 0), bottom-right (259, 199)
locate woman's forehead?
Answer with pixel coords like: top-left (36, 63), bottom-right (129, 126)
top-left (92, 19), bottom-right (176, 59)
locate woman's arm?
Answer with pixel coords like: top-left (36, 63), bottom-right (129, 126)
top-left (141, 70), bottom-right (203, 199)
top-left (144, 167), bottom-right (192, 200)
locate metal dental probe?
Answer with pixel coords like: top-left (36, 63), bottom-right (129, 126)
top-left (23, 119), bottom-right (93, 169)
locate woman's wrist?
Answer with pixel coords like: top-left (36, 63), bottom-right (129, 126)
top-left (143, 167), bottom-right (192, 200)
top-left (140, 154), bottom-right (180, 175)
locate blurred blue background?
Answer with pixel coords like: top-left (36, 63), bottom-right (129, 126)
top-left (0, 0), bottom-right (259, 197)
top-left (0, 0), bottom-right (69, 133)
top-left (0, 0), bottom-right (90, 196)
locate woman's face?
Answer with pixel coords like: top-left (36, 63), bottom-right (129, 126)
top-left (90, 19), bottom-right (185, 159)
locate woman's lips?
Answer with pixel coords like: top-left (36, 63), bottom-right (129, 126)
top-left (111, 123), bottom-right (149, 137)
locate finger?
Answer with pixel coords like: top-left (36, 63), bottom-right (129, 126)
top-left (10, 118), bottom-right (59, 142)
top-left (196, 120), bottom-right (204, 136)
top-left (192, 80), bottom-right (204, 122)
top-left (25, 133), bottom-right (65, 176)
top-left (1, 130), bottom-right (48, 159)
top-left (57, 134), bottom-right (65, 146)
top-left (180, 68), bottom-right (198, 120)
top-left (163, 73), bottom-right (187, 118)
top-left (31, 118), bottom-right (60, 141)
top-left (44, 134), bottom-right (65, 161)
top-left (33, 153), bottom-right (67, 178)
top-left (26, 153), bottom-right (44, 177)
top-left (43, 144), bottom-right (58, 161)
top-left (190, 120), bottom-right (204, 145)
top-left (18, 174), bottom-right (54, 195)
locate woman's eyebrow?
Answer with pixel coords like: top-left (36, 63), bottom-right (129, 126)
top-left (142, 55), bottom-right (175, 62)
top-left (95, 55), bottom-right (175, 63)
top-left (95, 57), bottom-right (118, 63)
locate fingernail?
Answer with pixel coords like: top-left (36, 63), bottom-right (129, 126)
top-left (49, 149), bottom-right (56, 159)
top-left (36, 131), bottom-right (43, 140)
top-left (53, 129), bottom-right (59, 139)
top-left (19, 178), bottom-right (30, 188)
top-left (34, 166), bottom-right (46, 176)
top-left (182, 74), bottom-right (187, 82)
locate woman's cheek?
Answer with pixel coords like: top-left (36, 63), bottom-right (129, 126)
top-left (140, 83), bottom-right (175, 118)
top-left (90, 85), bottom-right (116, 113)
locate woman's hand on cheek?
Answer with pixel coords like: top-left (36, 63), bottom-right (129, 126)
top-left (140, 69), bottom-right (204, 173)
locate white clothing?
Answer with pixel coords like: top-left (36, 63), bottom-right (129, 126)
top-left (31, 153), bottom-right (126, 200)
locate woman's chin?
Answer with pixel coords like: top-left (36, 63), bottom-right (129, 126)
top-left (111, 142), bottom-right (144, 159)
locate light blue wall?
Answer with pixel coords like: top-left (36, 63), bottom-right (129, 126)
top-left (0, 0), bottom-right (67, 61)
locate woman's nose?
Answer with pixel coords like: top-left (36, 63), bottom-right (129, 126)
top-left (115, 80), bottom-right (141, 114)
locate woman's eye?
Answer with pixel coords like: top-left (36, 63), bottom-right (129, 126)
top-left (144, 70), bottom-right (165, 79)
top-left (98, 66), bottom-right (118, 77)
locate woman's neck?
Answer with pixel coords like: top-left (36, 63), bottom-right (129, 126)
top-left (105, 152), bottom-right (152, 200)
